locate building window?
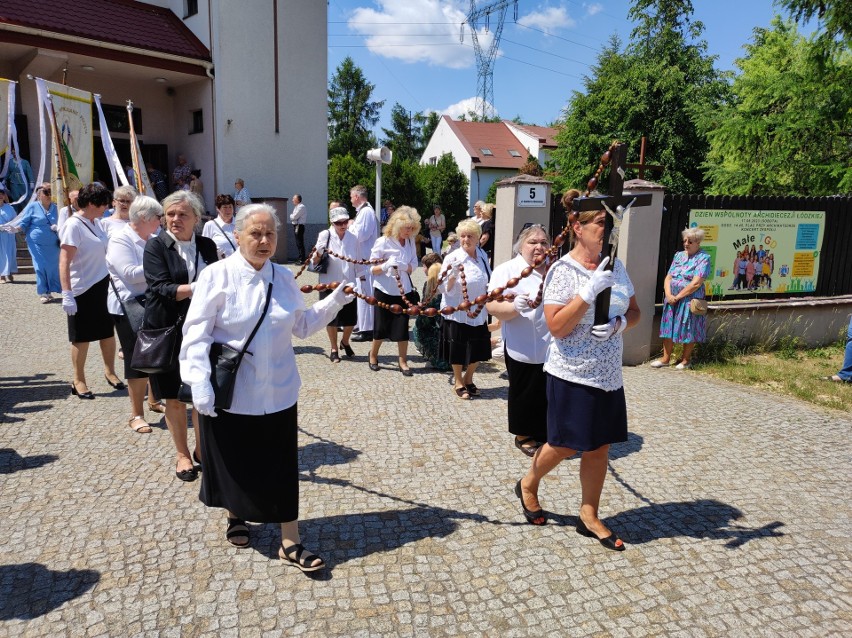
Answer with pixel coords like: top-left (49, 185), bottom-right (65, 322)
top-left (190, 109), bottom-right (203, 134)
top-left (429, 156), bottom-right (437, 165)
top-left (508, 149), bottom-right (521, 157)
top-left (184, 0), bottom-right (198, 18)
top-left (480, 148), bottom-right (493, 156)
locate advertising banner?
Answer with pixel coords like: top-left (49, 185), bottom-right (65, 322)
top-left (689, 209), bottom-right (826, 297)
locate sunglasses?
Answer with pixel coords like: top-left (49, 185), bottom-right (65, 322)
top-left (40, 189), bottom-right (52, 195)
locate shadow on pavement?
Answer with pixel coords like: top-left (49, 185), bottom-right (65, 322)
top-left (0, 563), bottom-right (100, 620)
top-left (0, 448), bottom-right (58, 474)
top-left (0, 374), bottom-right (69, 425)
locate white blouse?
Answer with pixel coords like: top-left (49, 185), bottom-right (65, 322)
top-left (542, 254), bottom-right (634, 391)
top-left (102, 215), bottom-right (129, 240)
top-left (488, 254), bottom-right (551, 364)
top-left (202, 218), bottom-right (236, 257)
top-left (166, 230), bottom-right (207, 283)
top-left (438, 246), bottom-right (491, 327)
top-left (314, 227), bottom-right (357, 285)
top-left (179, 252), bottom-right (345, 415)
top-left (370, 235), bottom-right (418, 295)
top-left (106, 224), bottom-right (148, 315)
top-left (59, 215), bottom-right (108, 295)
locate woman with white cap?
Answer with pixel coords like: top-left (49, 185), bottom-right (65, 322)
top-left (311, 206), bottom-right (358, 361)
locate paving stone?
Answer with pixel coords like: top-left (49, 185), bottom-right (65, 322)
top-left (1, 270), bottom-right (850, 636)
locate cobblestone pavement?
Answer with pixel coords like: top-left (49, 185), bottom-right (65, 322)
top-left (1, 270), bottom-right (850, 637)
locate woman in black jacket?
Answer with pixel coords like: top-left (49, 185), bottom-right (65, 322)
top-left (142, 191), bottom-right (218, 482)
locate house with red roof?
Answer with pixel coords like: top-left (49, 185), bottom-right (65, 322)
top-left (420, 115), bottom-right (558, 216)
top-left (0, 0), bottom-right (327, 258)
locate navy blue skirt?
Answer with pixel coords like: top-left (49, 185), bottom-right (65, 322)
top-left (546, 373), bottom-right (627, 452)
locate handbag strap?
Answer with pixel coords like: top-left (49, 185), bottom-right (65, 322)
top-left (213, 219), bottom-right (236, 250)
top-left (108, 276), bottom-right (130, 317)
top-left (240, 281), bottom-right (274, 357)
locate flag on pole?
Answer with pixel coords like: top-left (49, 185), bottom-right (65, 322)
top-left (43, 80), bottom-right (93, 203)
top-left (127, 101), bottom-right (152, 195)
top-left (94, 94), bottom-right (128, 190)
top-left (0, 78), bottom-right (10, 160)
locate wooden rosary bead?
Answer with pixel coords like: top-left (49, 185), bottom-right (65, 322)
top-left (422, 307), bottom-right (438, 317)
top-left (389, 304), bottom-right (402, 314)
top-left (300, 285), bottom-right (314, 293)
top-left (601, 150), bottom-right (611, 165)
top-left (587, 177), bottom-right (598, 191)
top-left (458, 300), bottom-right (471, 310)
top-left (505, 277), bottom-right (520, 288)
top-left (440, 306), bottom-right (455, 316)
top-left (405, 306), bottom-right (421, 316)
top-left (520, 266), bottom-right (534, 278)
top-left (553, 235), bottom-right (564, 248)
top-left (474, 294), bottom-right (488, 305)
top-left (491, 287), bottom-right (504, 297)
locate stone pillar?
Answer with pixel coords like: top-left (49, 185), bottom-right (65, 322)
top-left (494, 175), bottom-right (552, 266)
top-left (618, 179), bottom-right (666, 365)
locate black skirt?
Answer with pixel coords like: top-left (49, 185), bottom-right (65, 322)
top-left (112, 313), bottom-right (148, 380)
top-left (439, 319), bottom-right (492, 366)
top-left (67, 276), bottom-right (114, 343)
top-left (505, 350), bottom-right (547, 441)
top-left (546, 373), bottom-right (627, 452)
top-left (198, 405), bottom-right (299, 523)
top-left (319, 290), bottom-right (357, 327)
top-left (372, 288), bottom-right (412, 342)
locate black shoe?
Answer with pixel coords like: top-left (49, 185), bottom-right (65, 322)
top-left (368, 361), bottom-right (380, 372)
top-left (576, 518), bottom-right (625, 551)
top-left (192, 451), bottom-right (202, 472)
top-left (70, 383), bottom-right (95, 400)
top-left (104, 375), bottom-right (127, 390)
top-left (400, 367), bottom-right (413, 377)
top-left (329, 351), bottom-right (341, 363)
top-left (351, 331), bottom-right (373, 342)
top-left (514, 480), bottom-right (546, 525)
top-left (341, 342), bottom-right (355, 358)
top-left (175, 466), bottom-right (198, 482)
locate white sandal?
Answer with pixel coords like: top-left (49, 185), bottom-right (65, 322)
top-left (650, 360), bottom-right (670, 368)
top-left (128, 416), bottom-right (152, 433)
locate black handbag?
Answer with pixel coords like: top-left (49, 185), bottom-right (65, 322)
top-left (178, 281), bottom-right (273, 410)
top-left (131, 317), bottom-right (183, 374)
top-left (308, 232), bottom-right (331, 273)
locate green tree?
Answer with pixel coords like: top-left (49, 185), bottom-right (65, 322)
top-left (328, 57), bottom-right (385, 160)
top-left (702, 18), bottom-right (852, 195)
top-left (381, 103), bottom-right (429, 163)
top-left (327, 154), bottom-right (373, 207)
top-left (421, 112), bottom-right (441, 149)
top-left (551, 0), bottom-right (730, 194)
top-left (380, 158), bottom-right (428, 213)
top-left (420, 154), bottom-right (469, 232)
top-left (775, 0), bottom-right (851, 55)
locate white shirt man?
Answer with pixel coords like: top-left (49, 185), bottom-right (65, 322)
top-left (289, 194), bottom-right (307, 263)
top-left (348, 186), bottom-right (378, 339)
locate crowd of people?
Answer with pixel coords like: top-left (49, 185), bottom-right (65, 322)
top-left (4, 171), bottom-right (746, 570)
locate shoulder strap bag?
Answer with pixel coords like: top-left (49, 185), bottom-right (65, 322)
top-left (308, 231), bottom-right (331, 273)
top-left (109, 277), bottom-right (147, 334)
top-left (178, 280), bottom-right (274, 410)
top-left (213, 219), bottom-right (236, 251)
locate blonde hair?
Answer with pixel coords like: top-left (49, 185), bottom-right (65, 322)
top-left (425, 262), bottom-right (442, 299)
top-left (456, 218), bottom-right (481, 239)
top-left (479, 203), bottom-right (494, 220)
top-left (682, 227), bottom-right (705, 243)
top-left (383, 205), bottom-right (421, 239)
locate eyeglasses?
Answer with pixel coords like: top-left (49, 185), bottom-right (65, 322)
top-left (40, 189), bottom-right (51, 196)
top-left (683, 239), bottom-right (696, 244)
top-left (115, 199), bottom-right (133, 205)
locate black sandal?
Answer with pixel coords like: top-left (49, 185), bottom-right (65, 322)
top-left (278, 543), bottom-right (325, 572)
top-left (341, 342), bottom-right (354, 358)
top-left (465, 383), bottom-right (481, 396)
top-left (226, 517), bottom-right (250, 548)
top-left (576, 518), bottom-right (625, 551)
top-left (514, 480), bottom-right (546, 525)
top-left (514, 436), bottom-right (540, 457)
top-left (329, 351), bottom-right (340, 363)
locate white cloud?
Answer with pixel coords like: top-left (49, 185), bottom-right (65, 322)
top-left (437, 97), bottom-right (498, 120)
top-left (585, 3), bottom-right (604, 17)
top-left (517, 6), bottom-right (576, 34)
top-left (348, 0), bottom-right (493, 69)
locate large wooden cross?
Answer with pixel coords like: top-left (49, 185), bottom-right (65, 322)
top-left (572, 142), bottom-right (652, 324)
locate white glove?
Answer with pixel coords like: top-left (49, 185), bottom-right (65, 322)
top-left (512, 293), bottom-right (535, 317)
top-left (381, 259), bottom-right (398, 274)
top-left (50, 224), bottom-right (58, 232)
top-left (61, 290), bottom-right (77, 315)
top-left (329, 281), bottom-right (356, 305)
top-left (193, 385), bottom-right (217, 418)
top-left (591, 315), bottom-right (627, 341)
top-left (578, 257), bottom-right (614, 305)
top-left (190, 282), bottom-right (197, 294)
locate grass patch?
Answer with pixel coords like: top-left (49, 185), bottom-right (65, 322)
top-left (680, 338), bottom-right (850, 412)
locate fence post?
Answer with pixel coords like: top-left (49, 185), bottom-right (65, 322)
top-left (619, 179), bottom-right (666, 365)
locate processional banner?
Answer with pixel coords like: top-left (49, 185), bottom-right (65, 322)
top-left (43, 79), bottom-right (93, 199)
top-left (690, 209), bottom-right (826, 297)
top-left (0, 78), bottom-right (9, 159)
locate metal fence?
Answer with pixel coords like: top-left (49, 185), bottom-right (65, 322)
top-left (658, 194), bottom-right (852, 303)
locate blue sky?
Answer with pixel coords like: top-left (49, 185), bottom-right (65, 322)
top-left (327, 0), bottom-right (813, 133)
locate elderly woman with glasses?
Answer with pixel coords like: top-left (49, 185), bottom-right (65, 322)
top-left (651, 227), bottom-right (711, 370)
top-left (102, 185), bottom-right (138, 239)
top-left (9, 182), bottom-right (61, 303)
top-left (367, 206), bottom-right (421, 375)
top-left (143, 191), bottom-right (219, 482)
top-left (486, 224), bottom-right (552, 456)
top-left (107, 195), bottom-right (165, 432)
top-left (202, 194), bottom-right (237, 258)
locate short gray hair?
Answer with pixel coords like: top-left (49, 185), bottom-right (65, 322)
top-left (682, 226), bottom-right (705, 243)
top-left (113, 184), bottom-right (138, 201)
top-left (162, 190), bottom-right (204, 219)
top-left (129, 195), bottom-right (163, 223)
top-left (235, 203), bottom-right (281, 232)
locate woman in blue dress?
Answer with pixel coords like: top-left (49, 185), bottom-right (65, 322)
top-left (0, 184), bottom-right (18, 282)
top-left (13, 183), bottom-right (61, 302)
top-left (651, 227), bottom-right (711, 370)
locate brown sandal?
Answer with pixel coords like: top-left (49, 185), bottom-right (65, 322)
top-left (454, 387), bottom-right (471, 400)
top-left (147, 400), bottom-right (166, 414)
top-left (128, 416), bottom-right (152, 433)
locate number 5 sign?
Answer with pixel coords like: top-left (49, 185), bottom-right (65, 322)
top-left (517, 184), bottom-right (547, 207)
